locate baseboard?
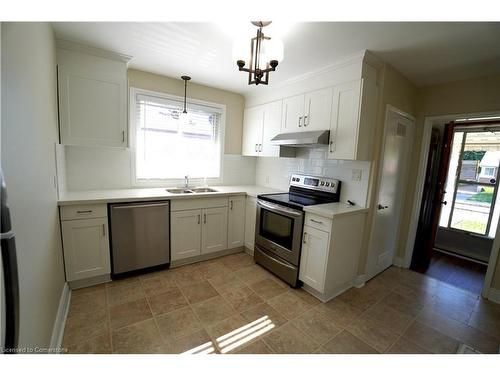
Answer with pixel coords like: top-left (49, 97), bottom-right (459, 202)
top-left (171, 246), bottom-right (245, 268)
top-left (244, 246), bottom-right (254, 256)
top-left (50, 282), bottom-right (71, 351)
top-left (393, 257), bottom-right (407, 268)
top-left (487, 288), bottom-right (500, 304)
top-left (353, 274), bottom-right (366, 288)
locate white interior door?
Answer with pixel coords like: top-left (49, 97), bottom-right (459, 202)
top-left (367, 107), bottom-right (414, 280)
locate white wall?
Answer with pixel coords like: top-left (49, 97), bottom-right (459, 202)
top-left (255, 148), bottom-right (372, 207)
top-left (1, 23), bottom-right (66, 349)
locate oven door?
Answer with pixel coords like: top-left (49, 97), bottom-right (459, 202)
top-left (255, 199), bottom-right (304, 265)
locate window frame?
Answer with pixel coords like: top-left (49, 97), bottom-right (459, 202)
top-left (129, 87), bottom-right (226, 187)
top-left (483, 167), bottom-right (496, 177)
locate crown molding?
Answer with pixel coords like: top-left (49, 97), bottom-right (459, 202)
top-left (56, 39), bottom-right (132, 64)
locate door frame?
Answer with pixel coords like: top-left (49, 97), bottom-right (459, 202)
top-left (403, 110), bottom-right (500, 300)
top-left (366, 104), bottom-right (415, 280)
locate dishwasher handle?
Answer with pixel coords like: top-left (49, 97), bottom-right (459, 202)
top-left (112, 202), bottom-right (170, 210)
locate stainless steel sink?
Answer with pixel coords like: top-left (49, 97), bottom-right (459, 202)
top-left (166, 188), bottom-right (194, 194)
top-left (191, 187), bottom-right (218, 193)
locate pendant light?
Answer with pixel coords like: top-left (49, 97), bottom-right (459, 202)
top-left (181, 75), bottom-right (191, 115)
top-left (235, 21), bottom-right (283, 85)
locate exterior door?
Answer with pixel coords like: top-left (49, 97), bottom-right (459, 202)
top-left (366, 108), bottom-right (414, 280)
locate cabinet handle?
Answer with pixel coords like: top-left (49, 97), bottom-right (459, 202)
top-left (258, 144), bottom-right (262, 152)
top-left (310, 218), bottom-right (323, 224)
top-left (121, 130), bottom-right (125, 143)
top-left (102, 224), bottom-right (106, 237)
top-left (198, 214), bottom-right (201, 225)
top-left (304, 115), bottom-right (308, 126)
top-left (76, 210), bottom-right (92, 214)
top-left (298, 116), bottom-right (303, 127)
top-left (230, 200), bottom-right (233, 210)
top-left (255, 144), bottom-right (258, 152)
top-left (204, 213), bottom-right (207, 224)
top-left (329, 139), bottom-right (334, 153)
top-left (303, 232), bottom-right (307, 244)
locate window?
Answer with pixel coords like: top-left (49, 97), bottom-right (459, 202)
top-left (130, 88), bottom-right (224, 184)
top-left (483, 167), bottom-right (495, 177)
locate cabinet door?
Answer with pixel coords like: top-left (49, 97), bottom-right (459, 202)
top-left (281, 94), bottom-right (305, 134)
top-left (242, 106), bottom-right (264, 156)
top-left (58, 49), bottom-right (127, 148)
top-left (299, 225), bottom-right (330, 293)
top-left (304, 88), bottom-right (333, 131)
top-left (171, 209), bottom-right (202, 261)
top-left (228, 196), bottom-right (246, 248)
top-left (260, 100), bottom-right (283, 157)
top-left (201, 207), bottom-right (228, 254)
top-left (244, 197), bottom-right (257, 251)
top-left (61, 218), bottom-right (111, 281)
top-left (328, 80), bottom-right (362, 160)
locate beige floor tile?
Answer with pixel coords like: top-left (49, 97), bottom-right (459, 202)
top-left (427, 284), bottom-right (478, 324)
top-left (292, 307), bottom-right (342, 345)
top-left (180, 281), bottom-right (219, 304)
top-left (362, 303), bottom-right (414, 334)
top-left (222, 286), bottom-right (264, 313)
top-left (403, 321), bottom-right (460, 353)
top-left (393, 283), bottom-right (435, 307)
top-left (248, 278), bottom-right (287, 300)
top-left (191, 295), bottom-right (237, 326)
top-left (169, 329), bottom-right (217, 354)
top-left (171, 265), bottom-right (206, 287)
top-left (206, 314), bottom-right (248, 341)
top-left (156, 306), bottom-right (203, 341)
top-left (106, 280), bottom-right (145, 307)
top-left (233, 339), bottom-right (274, 354)
top-left (267, 291), bottom-right (313, 320)
top-left (66, 333), bottom-right (111, 354)
top-left (337, 284), bottom-right (387, 311)
top-left (147, 287), bottom-right (188, 316)
top-left (289, 288), bottom-right (322, 306)
top-left (220, 252), bottom-right (255, 271)
top-left (346, 315), bottom-right (400, 353)
top-left (111, 319), bottom-right (163, 353)
top-left (240, 301), bottom-right (288, 325)
top-left (235, 264), bottom-right (272, 285)
top-left (140, 273), bottom-right (178, 297)
top-left (381, 290), bottom-right (425, 317)
top-left (263, 322), bottom-right (320, 354)
top-left (197, 261), bottom-right (232, 280)
top-left (207, 272), bottom-right (246, 295)
top-left (417, 306), bottom-right (500, 354)
top-left (320, 299), bottom-right (363, 327)
top-left (322, 331), bottom-right (378, 354)
top-left (386, 337), bottom-right (431, 354)
top-left (67, 288), bottom-right (107, 318)
top-left (469, 298), bottom-right (500, 340)
top-left (109, 298), bottom-right (152, 330)
top-left (63, 308), bottom-right (109, 346)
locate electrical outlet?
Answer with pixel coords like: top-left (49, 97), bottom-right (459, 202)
top-left (351, 169), bottom-right (362, 181)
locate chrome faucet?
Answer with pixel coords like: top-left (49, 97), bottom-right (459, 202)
top-left (184, 175), bottom-right (189, 189)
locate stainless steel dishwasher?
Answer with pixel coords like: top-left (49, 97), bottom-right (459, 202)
top-left (109, 201), bottom-right (170, 276)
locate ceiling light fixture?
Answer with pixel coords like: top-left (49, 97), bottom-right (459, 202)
top-left (181, 75), bottom-right (191, 114)
top-left (236, 21), bottom-right (283, 85)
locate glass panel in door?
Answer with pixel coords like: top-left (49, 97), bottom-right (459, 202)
top-left (260, 209), bottom-right (294, 250)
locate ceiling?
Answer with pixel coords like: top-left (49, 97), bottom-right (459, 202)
top-left (52, 22), bottom-right (500, 94)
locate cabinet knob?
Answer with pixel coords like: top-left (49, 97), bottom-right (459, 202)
top-left (204, 213), bottom-right (207, 224)
top-left (304, 115), bottom-right (308, 126)
top-left (303, 232), bottom-right (307, 244)
top-left (298, 116), bottom-right (303, 127)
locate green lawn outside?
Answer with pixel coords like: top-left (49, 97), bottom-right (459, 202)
top-left (467, 186), bottom-right (494, 203)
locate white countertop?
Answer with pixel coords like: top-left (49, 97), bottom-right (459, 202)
top-left (58, 185), bottom-right (283, 206)
top-left (303, 202), bottom-right (368, 219)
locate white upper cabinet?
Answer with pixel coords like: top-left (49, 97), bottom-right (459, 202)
top-left (328, 79), bottom-right (378, 161)
top-left (57, 47), bottom-right (129, 148)
top-left (281, 94), bottom-right (305, 133)
top-left (242, 100), bottom-right (282, 157)
top-left (304, 88), bottom-right (334, 131)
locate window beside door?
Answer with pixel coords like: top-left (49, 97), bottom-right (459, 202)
top-left (130, 88), bottom-right (225, 186)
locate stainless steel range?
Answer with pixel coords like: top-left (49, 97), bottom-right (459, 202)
top-left (254, 174), bottom-right (341, 287)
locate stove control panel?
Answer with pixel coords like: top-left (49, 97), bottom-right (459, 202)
top-left (290, 174), bottom-right (340, 193)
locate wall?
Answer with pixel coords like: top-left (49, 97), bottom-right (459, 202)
top-left (255, 149), bottom-right (372, 207)
top-left (1, 23), bottom-right (66, 349)
top-left (64, 69), bottom-right (254, 190)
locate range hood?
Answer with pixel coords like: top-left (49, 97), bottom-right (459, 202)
top-left (270, 130), bottom-right (330, 147)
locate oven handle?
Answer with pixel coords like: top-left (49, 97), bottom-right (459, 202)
top-left (257, 200), bottom-right (303, 218)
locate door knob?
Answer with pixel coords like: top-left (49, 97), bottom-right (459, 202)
top-left (441, 201), bottom-right (447, 205)
top-left (377, 204), bottom-right (388, 210)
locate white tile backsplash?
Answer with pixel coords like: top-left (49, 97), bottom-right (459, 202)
top-left (255, 148), bottom-right (371, 207)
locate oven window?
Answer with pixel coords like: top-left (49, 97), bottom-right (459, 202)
top-left (260, 209), bottom-right (294, 250)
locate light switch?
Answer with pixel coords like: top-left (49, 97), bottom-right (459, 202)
top-left (351, 169), bottom-right (362, 181)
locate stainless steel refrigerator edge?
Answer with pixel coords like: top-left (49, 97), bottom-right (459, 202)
top-left (109, 201), bottom-right (170, 276)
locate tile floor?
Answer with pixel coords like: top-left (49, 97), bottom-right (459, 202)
top-left (62, 252), bottom-right (500, 354)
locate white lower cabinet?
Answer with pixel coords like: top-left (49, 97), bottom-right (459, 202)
top-left (228, 196), bottom-right (246, 249)
top-left (61, 210), bottom-right (111, 282)
top-left (299, 211), bottom-right (366, 301)
top-left (201, 207), bottom-right (228, 254)
top-left (244, 196), bottom-right (257, 252)
top-left (299, 225), bottom-right (330, 293)
top-left (171, 209), bottom-right (202, 261)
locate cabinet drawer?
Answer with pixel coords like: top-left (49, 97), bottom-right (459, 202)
top-left (171, 197), bottom-right (228, 212)
top-left (60, 204), bottom-right (107, 221)
top-left (304, 213), bottom-right (332, 232)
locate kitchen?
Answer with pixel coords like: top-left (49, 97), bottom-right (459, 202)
top-left (2, 6), bottom-right (500, 372)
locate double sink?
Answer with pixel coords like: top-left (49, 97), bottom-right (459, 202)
top-left (166, 187), bottom-right (218, 194)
